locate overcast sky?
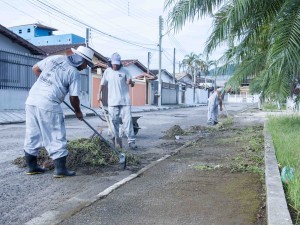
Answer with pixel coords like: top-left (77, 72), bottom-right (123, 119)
top-left (0, 0), bottom-right (224, 72)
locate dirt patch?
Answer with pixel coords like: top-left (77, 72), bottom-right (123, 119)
top-left (170, 111), bottom-right (266, 224)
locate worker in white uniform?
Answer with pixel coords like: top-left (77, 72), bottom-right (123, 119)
top-left (24, 46), bottom-right (94, 178)
top-left (98, 52), bottom-right (137, 150)
top-left (207, 88), bottom-right (223, 125)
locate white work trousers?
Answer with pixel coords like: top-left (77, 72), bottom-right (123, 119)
top-left (24, 105), bottom-right (68, 160)
top-left (207, 103), bottom-right (219, 124)
top-left (108, 105), bottom-right (135, 143)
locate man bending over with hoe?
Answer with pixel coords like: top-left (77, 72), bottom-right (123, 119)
top-left (24, 46), bottom-right (94, 178)
top-left (207, 88), bottom-right (223, 125)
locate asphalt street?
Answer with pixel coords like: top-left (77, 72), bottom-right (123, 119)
top-left (0, 103), bottom-right (251, 225)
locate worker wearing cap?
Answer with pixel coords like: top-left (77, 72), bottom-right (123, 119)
top-left (207, 88), bottom-right (223, 125)
top-left (24, 46), bottom-right (94, 178)
top-left (98, 52), bottom-right (137, 150)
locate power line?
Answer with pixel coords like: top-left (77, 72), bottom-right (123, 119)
top-left (0, 0), bottom-right (44, 23)
top-left (26, 0), bottom-right (87, 32)
top-left (109, 0), bottom-right (159, 27)
top-left (28, 0), bottom-right (158, 51)
top-left (68, 0), bottom-right (158, 43)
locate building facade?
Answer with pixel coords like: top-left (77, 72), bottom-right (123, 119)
top-left (9, 24), bottom-right (85, 46)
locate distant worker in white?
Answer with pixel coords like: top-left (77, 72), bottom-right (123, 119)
top-left (24, 46), bottom-right (94, 178)
top-left (98, 52), bottom-right (137, 150)
top-left (207, 88), bottom-right (223, 125)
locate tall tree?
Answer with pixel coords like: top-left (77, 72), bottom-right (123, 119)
top-left (181, 52), bottom-right (208, 102)
top-left (165, 0), bottom-right (300, 101)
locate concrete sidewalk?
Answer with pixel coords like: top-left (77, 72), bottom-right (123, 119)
top-left (0, 104), bottom-right (207, 125)
top-left (25, 109), bottom-right (292, 225)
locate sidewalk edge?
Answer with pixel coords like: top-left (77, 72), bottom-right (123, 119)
top-left (264, 122), bottom-right (292, 225)
top-left (25, 141), bottom-right (191, 225)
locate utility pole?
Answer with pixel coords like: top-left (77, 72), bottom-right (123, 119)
top-left (158, 15), bottom-right (163, 107)
top-left (85, 28), bottom-right (90, 47)
top-left (173, 48), bottom-right (176, 84)
top-left (86, 27), bottom-right (92, 107)
top-left (146, 52), bottom-right (151, 105)
top-left (147, 52), bottom-right (151, 74)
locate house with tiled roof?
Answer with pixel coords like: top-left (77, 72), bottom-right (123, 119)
top-left (0, 24), bottom-right (46, 109)
top-left (121, 59), bottom-right (156, 106)
top-left (175, 72), bottom-right (208, 104)
top-left (150, 69), bottom-right (175, 83)
top-left (0, 24), bottom-right (45, 55)
top-left (150, 69), bottom-right (178, 105)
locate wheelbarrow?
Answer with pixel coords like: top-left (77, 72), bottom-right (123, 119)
top-left (80, 104), bottom-right (141, 135)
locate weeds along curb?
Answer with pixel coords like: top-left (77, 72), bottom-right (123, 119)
top-left (24, 142), bottom-right (192, 225)
top-left (264, 123), bottom-right (292, 225)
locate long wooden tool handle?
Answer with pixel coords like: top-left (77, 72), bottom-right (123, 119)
top-left (63, 101), bottom-right (119, 154)
top-left (99, 101), bottom-right (114, 136)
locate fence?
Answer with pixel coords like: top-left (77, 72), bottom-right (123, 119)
top-left (227, 93), bottom-right (258, 103)
top-left (161, 82), bottom-right (178, 105)
top-left (0, 49), bottom-right (44, 90)
top-left (0, 49), bottom-right (90, 109)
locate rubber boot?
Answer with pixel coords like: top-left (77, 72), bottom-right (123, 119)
top-left (53, 156), bottom-right (76, 178)
top-left (115, 137), bottom-right (123, 149)
top-left (24, 151), bottom-right (47, 175)
top-left (111, 137), bottom-right (116, 147)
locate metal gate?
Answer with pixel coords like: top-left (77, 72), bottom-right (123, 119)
top-left (161, 82), bottom-right (178, 105)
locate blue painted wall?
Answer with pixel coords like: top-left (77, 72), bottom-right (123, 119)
top-left (10, 25), bottom-right (37, 40)
top-left (9, 25), bottom-right (85, 46)
top-left (31, 34), bottom-right (85, 46)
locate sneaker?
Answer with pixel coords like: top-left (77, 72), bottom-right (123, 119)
top-left (128, 142), bottom-right (138, 150)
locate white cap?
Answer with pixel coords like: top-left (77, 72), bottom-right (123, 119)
top-left (71, 46), bottom-right (94, 67)
top-left (111, 52), bottom-right (121, 65)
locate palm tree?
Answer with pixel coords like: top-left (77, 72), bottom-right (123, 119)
top-left (164, 0), bottom-right (300, 102)
top-left (182, 52), bottom-right (207, 102)
top-left (181, 52), bottom-right (200, 83)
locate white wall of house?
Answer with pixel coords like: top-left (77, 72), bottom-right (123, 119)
top-left (0, 89), bottom-right (29, 109)
top-left (195, 89), bottom-right (208, 104)
top-left (178, 84), bottom-right (184, 104)
top-left (161, 71), bottom-right (174, 83)
top-left (125, 64), bottom-right (144, 78)
top-left (0, 89), bottom-right (90, 110)
top-left (0, 34), bottom-right (32, 54)
top-left (181, 76), bottom-right (193, 84)
top-left (286, 96), bottom-right (300, 112)
top-left (227, 93), bottom-right (257, 103)
top-left (185, 87), bottom-right (194, 104)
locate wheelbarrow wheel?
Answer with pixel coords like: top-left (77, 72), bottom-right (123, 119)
top-left (133, 121), bottom-right (139, 135)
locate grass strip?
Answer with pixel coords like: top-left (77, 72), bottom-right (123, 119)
top-left (267, 116), bottom-right (300, 214)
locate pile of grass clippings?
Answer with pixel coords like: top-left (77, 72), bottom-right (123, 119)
top-left (162, 125), bottom-right (186, 139)
top-left (12, 137), bottom-right (139, 170)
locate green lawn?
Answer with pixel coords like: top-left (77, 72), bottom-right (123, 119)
top-left (267, 116), bottom-right (300, 215)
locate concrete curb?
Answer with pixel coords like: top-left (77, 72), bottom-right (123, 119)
top-left (0, 104), bottom-right (208, 125)
top-left (264, 123), bottom-right (292, 225)
top-left (24, 142), bottom-right (191, 225)
top-left (63, 104), bottom-right (207, 120)
top-left (0, 120), bottom-right (25, 125)
top-left (25, 155), bottom-right (171, 225)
